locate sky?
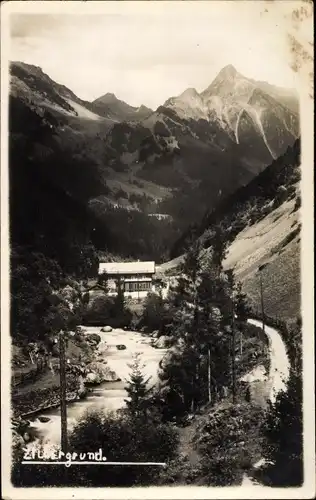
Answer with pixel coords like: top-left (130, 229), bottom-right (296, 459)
top-left (8, 1), bottom-right (309, 109)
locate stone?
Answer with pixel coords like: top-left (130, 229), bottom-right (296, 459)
top-left (154, 336), bottom-right (169, 348)
top-left (86, 333), bottom-right (101, 344)
top-left (85, 362), bottom-right (119, 383)
top-left (23, 432), bottom-right (31, 442)
top-left (101, 326), bottom-right (112, 332)
top-left (103, 367), bottom-right (120, 382)
top-left (85, 372), bottom-right (99, 384)
top-left (38, 416), bottom-right (51, 423)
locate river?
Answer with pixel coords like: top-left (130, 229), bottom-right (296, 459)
top-left (27, 327), bottom-right (167, 449)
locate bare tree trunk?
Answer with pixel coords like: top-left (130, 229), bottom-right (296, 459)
top-left (260, 273), bottom-right (265, 334)
top-left (196, 359), bottom-right (200, 407)
top-left (232, 308), bottom-right (236, 404)
top-left (191, 364), bottom-right (198, 413)
top-left (59, 331), bottom-right (68, 455)
top-left (240, 332), bottom-right (243, 356)
top-left (208, 346), bottom-right (212, 404)
top-left (191, 371), bottom-right (195, 413)
top-left (49, 360), bottom-right (55, 375)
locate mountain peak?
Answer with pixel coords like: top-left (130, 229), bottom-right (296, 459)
top-left (219, 64), bottom-right (238, 78)
top-left (179, 87), bottom-right (199, 99)
top-left (93, 92), bottom-right (118, 104)
top-left (137, 104), bottom-right (152, 113)
top-left (201, 64), bottom-right (245, 98)
top-left (209, 65), bottom-right (239, 86)
top-left (164, 87), bottom-right (200, 106)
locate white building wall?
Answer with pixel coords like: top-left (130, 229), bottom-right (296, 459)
top-left (108, 290), bottom-right (150, 299)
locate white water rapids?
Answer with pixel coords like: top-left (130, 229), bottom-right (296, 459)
top-left (26, 318), bottom-right (291, 484)
top-left (26, 327), bottom-right (167, 450)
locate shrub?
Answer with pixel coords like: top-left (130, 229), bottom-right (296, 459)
top-left (83, 296), bottom-right (114, 325)
top-left (140, 292), bottom-right (167, 332)
top-left (85, 333), bottom-right (101, 345)
top-left (256, 369), bottom-right (303, 486)
top-left (12, 410), bottom-right (179, 486)
top-left (293, 194), bottom-right (301, 212)
top-left (83, 295), bottom-right (132, 328)
top-left (194, 403), bottom-right (265, 485)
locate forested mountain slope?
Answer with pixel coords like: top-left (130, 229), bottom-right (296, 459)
top-left (9, 61), bottom-right (300, 262)
top-left (163, 139), bottom-right (301, 321)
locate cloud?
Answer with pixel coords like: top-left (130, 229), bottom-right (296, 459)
top-left (10, 14), bottom-right (63, 38)
top-left (9, 3), bottom-right (302, 108)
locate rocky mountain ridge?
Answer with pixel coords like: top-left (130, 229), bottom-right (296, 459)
top-left (9, 60), bottom-right (300, 260)
top-left (91, 92), bottom-right (153, 122)
top-left (163, 65), bottom-right (299, 161)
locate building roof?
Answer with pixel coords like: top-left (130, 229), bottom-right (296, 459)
top-left (99, 261), bottom-right (155, 275)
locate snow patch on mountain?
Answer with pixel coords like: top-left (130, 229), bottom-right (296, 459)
top-left (162, 66), bottom-right (299, 158)
top-left (164, 88), bottom-right (209, 121)
top-left (66, 99), bottom-right (102, 120)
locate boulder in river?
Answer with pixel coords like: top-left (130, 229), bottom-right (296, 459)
top-left (103, 367), bottom-right (120, 381)
top-left (86, 372), bottom-right (99, 384)
top-left (101, 326), bottom-right (112, 332)
top-left (86, 333), bottom-right (101, 345)
top-left (154, 336), bottom-right (170, 348)
top-left (38, 416), bottom-right (51, 423)
top-left (85, 362), bottom-right (120, 383)
top-left (116, 344), bottom-right (126, 350)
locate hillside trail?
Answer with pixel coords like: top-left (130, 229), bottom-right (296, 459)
top-left (176, 318), bottom-right (290, 485)
top-left (242, 318), bottom-right (290, 485)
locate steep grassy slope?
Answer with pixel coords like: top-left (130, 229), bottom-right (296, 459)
top-left (161, 139), bottom-right (301, 321)
top-left (223, 197), bottom-right (300, 322)
top-left (159, 197), bottom-right (300, 322)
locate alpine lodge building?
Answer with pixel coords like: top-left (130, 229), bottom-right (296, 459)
top-left (98, 261), bottom-right (156, 298)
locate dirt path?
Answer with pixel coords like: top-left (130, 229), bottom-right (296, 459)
top-left (242, 318), bottom-right (290, 485)
top-left (247, 319), bottom-right (290, 403)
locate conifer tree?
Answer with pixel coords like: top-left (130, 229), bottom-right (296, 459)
top-left (96, 270), bottom-right (109, 295)
top-left (234, 281), bottom-right (251, 355)
top-left (197, 259), bottom-right (218, 404)
top-left (167, 241), bottom-right (201, 342)
top-left (197, 256), bottom-right (231, 404)
top-left (124, 353), bottom-right (152, 420)
top-left (209, 224), bottom-right (228, 273)
top-left (113, 276), bottom-right (125, 317)
top-left (160, 229), bottom-right (237, 415)
top-left (162, 242), bottom-right (203, 412)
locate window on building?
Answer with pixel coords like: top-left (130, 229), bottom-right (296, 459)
top-left (123, 281), bottom-right (152, 292)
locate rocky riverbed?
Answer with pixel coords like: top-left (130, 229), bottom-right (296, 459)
top-left (20, 326), bottom-right (167, 449)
